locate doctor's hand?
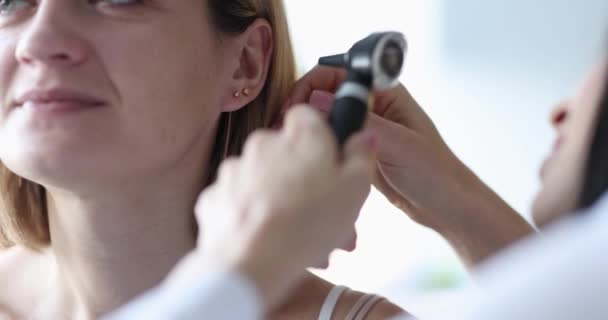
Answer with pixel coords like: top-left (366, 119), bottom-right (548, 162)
top-left (283, 66), bottom-right (533, 266)
top-left (171, 105), bottom-right (376, 311)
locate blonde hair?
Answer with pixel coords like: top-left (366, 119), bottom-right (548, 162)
top-left (0, 0), bottom-right (296, 250)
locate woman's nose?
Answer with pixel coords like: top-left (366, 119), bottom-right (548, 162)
top-left (550, 100), bottom-right (570, 129)
top-left (14, 3), bottom-right (88, 68)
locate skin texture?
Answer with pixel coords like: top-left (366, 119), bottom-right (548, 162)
top-left (0, 1), bottom-right (403, 319)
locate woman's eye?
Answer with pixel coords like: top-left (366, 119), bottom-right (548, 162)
top-left (95, 0), bottom-right (144, 8)
top-left (0, 0), bottom-right (32, 16)
top-left (0, 0), bottom-right (143, 17)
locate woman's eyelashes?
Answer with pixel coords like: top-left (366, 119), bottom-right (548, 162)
top-left (0, 0), bottom-right (144, 17)
top-left (91, 0), bottom-right (145, 9)
top-left (0, 0), bottom-right (33, 16)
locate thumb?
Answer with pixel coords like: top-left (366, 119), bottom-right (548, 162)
top-left (341, 129), bottom-right (377, 178)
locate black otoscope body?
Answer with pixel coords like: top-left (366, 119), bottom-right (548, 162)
top-left (319, 32), bottom-right (407, 146)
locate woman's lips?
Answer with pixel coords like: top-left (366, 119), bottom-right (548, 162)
top-left (551, 136), bottom-right (564, 153)
top-left (540, 136), bottom-right (564, 179)
top-left (12, 87), bottom-right (108, 115)
top-left (21, 100), bottom-right (106, 114)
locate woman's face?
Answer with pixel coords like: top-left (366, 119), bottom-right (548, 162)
top-left (0, 0), bottom-right (232, 190)
top-left (533, 58), bottom-right (608, 227)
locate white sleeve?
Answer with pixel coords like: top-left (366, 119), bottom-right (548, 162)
top-left (457, 200), bottom-right (608, 320)
top-left (388, 195), bottom-right (608, 320)
top-left (104, 271), bottom-right (262, 320)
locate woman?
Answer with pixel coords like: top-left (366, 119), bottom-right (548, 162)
top-left (287, 56), bottom-right (608, 267)
top-left (0, 0), bottom-right (403, 319)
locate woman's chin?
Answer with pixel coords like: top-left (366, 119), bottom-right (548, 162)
top-left (1, 149), bottom-right (108, 191)
top-left (531, 189), bottom-right (574, 229)
top-left (531, 196), bottom-right (553, 228)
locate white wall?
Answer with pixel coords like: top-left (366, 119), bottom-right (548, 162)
top-left (438, 0), bottom-right (608, 217)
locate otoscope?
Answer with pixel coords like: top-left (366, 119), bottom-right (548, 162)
top-left (319, 32), bottom-right (407, 146)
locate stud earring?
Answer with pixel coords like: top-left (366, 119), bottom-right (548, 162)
top-left (242, 88), bottom-right (250, 97)
top-left (233, 90), bottom-right (241, 98)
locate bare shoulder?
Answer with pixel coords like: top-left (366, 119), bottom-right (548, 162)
top-left (0, 246), bottom-right (52, 317)
top-left (270, 272), bottom-right (408, 319)
top-left (270, 272), bottom-right (333, 319)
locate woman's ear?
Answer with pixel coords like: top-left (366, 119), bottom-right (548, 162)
top-left (221, 19), bottom-right (274, 112)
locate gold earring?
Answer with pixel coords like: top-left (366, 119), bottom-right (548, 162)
top-left (242, 88), bottom-right (250, 97)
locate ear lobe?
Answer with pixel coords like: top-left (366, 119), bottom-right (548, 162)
top-left (221, 19), bottom-right (274, 112)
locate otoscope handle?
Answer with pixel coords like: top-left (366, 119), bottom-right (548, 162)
top-left (328, 96), bottom-right (368, 146)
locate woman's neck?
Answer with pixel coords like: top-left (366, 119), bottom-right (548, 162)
top-left (44, 144), bottom-right (213, 318)
top-left (46, 181), bottom-right (200, 317)
top-left (48, 188), bottom-right (197, 317)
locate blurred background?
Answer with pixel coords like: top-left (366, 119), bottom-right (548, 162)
top-left (283, 0), bottom-right (607, 315)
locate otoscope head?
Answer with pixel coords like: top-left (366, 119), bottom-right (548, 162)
top-left (319, 32), bottom-right (407, 90)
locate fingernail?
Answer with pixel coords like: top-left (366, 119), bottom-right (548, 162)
top-left (361, 129), bottom-right (377, 150)
top-left (309, 90), bottom-right (334, 112)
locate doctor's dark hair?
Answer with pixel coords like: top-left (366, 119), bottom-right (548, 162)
top-left (578, 62), bottom-right (608, 210)
top-left (0, 0), bottom-right (296, 250)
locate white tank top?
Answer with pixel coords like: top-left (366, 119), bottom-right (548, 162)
top-left (317, 285), bottom-right (384, 320)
